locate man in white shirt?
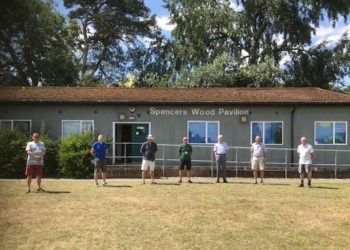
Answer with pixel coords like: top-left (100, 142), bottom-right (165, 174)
top-left (297, 137), bottom-right (315, 188)
top-left (250, 136), bottom-right (267, 184)
top-left (213, 135), bottom-right (228, 183)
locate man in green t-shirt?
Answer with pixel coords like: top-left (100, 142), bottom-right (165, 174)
top-left (178, 137), bottom-right (193, 183)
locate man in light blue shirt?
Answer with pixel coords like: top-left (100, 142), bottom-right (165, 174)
top-left (213, 135), bottom-right (228, 183)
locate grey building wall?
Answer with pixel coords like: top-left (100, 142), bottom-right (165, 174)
top-left (1, 103), bottom-right (349, 166)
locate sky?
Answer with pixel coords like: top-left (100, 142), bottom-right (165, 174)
top-left (53, 0), bottom-right (349, 85)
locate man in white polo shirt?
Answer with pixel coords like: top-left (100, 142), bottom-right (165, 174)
top-left (297, 137), bottom-right (315, 188)
top-left (250, 136), bottom-right (267, 184)
top-left (213, 135), bottom-right (229, 183)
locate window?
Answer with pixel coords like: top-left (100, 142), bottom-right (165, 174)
top-left (0, 120), bottom-right (31, 134)
top-left (62, 120), bottom-right (94, 138)
top-left (188, 121), bottom-right (219, 144)
top-left (251, 121), bottom-right (283, 145)
top-left (315, 121), bottom-right (347, 145)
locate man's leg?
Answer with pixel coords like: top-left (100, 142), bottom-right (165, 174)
top-left (299, 164), bottom-right (305, 187)
top-left (37, 175), bottom-right (42, 189)
top-left (307, 171), bottom-right (312, 187)
top-left (222, 155), bottom-right (227, 182)
top-left (94, 170), bottom-right (99, 185)
top-left (150, 170), bottom-right (155, 183)
top-left (102, 171), bottom-right (107, 185)
top-left (253, 170), bottom-right (258, 184)
top-left (26, 175), bottom-right (32, 192)
top-left (187, 170), bottom-right (192, 182)
top-left (179, 170), bottom-right (183, 183)
top-left (142, 170), bottom-right (146, 184)
top-left (260, 170), bottom-right (264, 183)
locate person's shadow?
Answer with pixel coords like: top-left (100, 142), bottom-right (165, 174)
top-left (102, 185), bottom-right (132, 188)
top-left (41, 190), bottom-right (71, 194)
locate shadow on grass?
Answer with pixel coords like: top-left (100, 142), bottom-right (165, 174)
top-left (103, 185), bottom-right (132, 188)
top-left (42, 190), bottom-right (71, 194)
top-left (190, 182), bottom-right (214, 185)
top-left (154, 183), bottom-right (180, 186)
top-left (263, 183), bottom-right (290, 186)
top-left (312, 186), bottom-right (339, 190)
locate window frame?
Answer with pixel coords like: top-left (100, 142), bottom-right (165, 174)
top-left (314, 121), bottom-right (347, 145)
top-left (0, 119), bottom-right (32, 135)
top-left (61, 120), bottom-right (94, 138)
top-left (187, 120), bottom-right (220, 144)
top-left (250, 121), bottom-right (284, 145)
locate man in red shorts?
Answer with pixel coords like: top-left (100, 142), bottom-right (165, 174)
top-left (25, 133), bottom-right (46, 193)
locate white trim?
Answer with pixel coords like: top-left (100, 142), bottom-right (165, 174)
top-left (112, 122), bottom-right (152, 164)
top-left (0, 119), bottom-right (32, 135)
top-left (314, 121), bottom-right (348, 145)
top-left (250, 121), bottom-right (284, 145)
top-left (61, 120), bottom-right (94, 138)
top-left (187, 120), bottom-right (220, 144)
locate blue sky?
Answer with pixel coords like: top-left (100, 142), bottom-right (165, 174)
top-left (53, 0), bottom-right (349, 85)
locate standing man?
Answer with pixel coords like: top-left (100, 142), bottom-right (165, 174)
top-left (91, 134), bottom-right (109, 186)
top-left (140, 134), bottom-right (158, 184)
top-left (178, 137), bottom-right (193, 183)
top-left (213, 135), bottom-right (228, 183)
top-left (25, 133), bottom-right (46, 193)
top-left (297, 137), bottom-right (315, 188)
top-left (250, 136), bottom-right (267, 184)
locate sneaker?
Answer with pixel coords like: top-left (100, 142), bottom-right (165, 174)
top-left (188, 180), bottom-right (192, 183)
top-left (253, 181), bottom-right (257, 184)
top-left (178, 179), bottom-right (182, 183)
top-left (260, 180), bottom-right (264, 184)
top-left (308, 184), bottom-right (312, 188)
top-left (299, 183), bottom-right (304, 187)
top-left (37, 187), bottom-right (45, 192)
top-left (223, 180), bottom-right (228, 183)
top-left (96, 182), bottom-right (99, 186)
top-left (103, 182), bottom-right (107, 186)
top-left (151, 181), bottom-right (157, 184)
top-left (26, 189), bottom-right (30, 193)
top-left (216, 180), bottom-right (220, 183)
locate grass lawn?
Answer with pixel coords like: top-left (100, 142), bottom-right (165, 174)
top-left (0, 178), bottom-right (350, 250)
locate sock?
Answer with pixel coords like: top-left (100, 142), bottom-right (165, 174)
top-left (301, 180), bottom-right (304, 184)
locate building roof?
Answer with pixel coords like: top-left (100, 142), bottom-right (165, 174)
top-left (0, 86), bottom-right (350, 105)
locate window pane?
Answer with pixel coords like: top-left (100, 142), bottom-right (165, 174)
top-left (0, 121), bottom-right (12, 130)
top-left (207, 122), bottom-right (218, 143)
top-left (13, 121), bottom-right (30, 134)
top-left (335, 122), bottom-right (346, 144)
top-left (82, 121), bottom-right (93, 134)
top-left (188, 122), bottom-right (205, 143)
top-left (252, 123), bottom-right (263, 143)
top-left (315, 122), bottom-right (333, 144)
top-left (265, 122), bottom-right (282, 144)
top-left (63, 121), bottom-right (80, 138)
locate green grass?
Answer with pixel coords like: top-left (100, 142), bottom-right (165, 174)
top-left (1, 178), bottom-right (350, 250)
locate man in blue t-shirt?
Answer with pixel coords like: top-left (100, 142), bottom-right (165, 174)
top-left (91, 134), bottom-right (109, 186)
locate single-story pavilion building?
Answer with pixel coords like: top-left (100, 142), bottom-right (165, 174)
top-left (1, 86), bottom-right (350, 177)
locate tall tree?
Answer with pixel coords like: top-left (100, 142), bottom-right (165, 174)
top-left (64, 0), bottom-right (159, 85)
top-left (164, 0), bottom-right (350, 87)
top-left (0, 0), bottom-right (78, 86)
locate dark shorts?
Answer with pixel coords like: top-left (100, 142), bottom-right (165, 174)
top-left (25, 165), bottom-right (43, 177)
top-left (180, 159), bottom-right (191, 170)
top-left (94, 159), bottom-right (107, 172)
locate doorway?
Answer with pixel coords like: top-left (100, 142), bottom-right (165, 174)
top-left (113, 122), bottom-right (150, 164)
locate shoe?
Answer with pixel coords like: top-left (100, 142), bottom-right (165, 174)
top-left (253, 181), bottom-right (257, 184)
top-left (308, 184), bottom-right (312, 188)
top-left (96, 182), bottom-right (99, 186)
top-left (216, 180), bottom-right (220, 183)
top-left (26, 189), bottom-right (30, 193)
top-left (188, 180), bottom-right (192, 183)
top-left (178, 179), bottom-right (182, 183)
top-left (260, 180), bottom-right (264, 184)
top-left (151, 181), bottom-right (157, 184)
top-left (103, 182), bottom-right (107, 186)
top-left (223, 180), bottom-right (228, 183)
top-left (299, 183), bottom-right (304, 187)
top-left (37, 187), bottom-right (45, 192)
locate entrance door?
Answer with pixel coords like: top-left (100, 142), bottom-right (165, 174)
top-left (114, 123), bottom-right (150, 163)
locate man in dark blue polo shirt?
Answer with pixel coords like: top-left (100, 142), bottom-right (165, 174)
top-left (91, 134), bottom-right (109, 186)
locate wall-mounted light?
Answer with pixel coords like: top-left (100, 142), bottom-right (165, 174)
top-left (119, 114), bottom-right (126, 120)
top-left (240, 115), bottom-right (248, 123)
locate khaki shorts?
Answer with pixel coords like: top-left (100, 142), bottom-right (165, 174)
top-left (251, 157), bottom-right (265, 170)
top-left (141, 160), bottom-right (155, 171)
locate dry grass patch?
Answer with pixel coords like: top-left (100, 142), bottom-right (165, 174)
top-left (0, 178), bottom-right (350, 250)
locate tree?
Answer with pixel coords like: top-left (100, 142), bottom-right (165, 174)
top-left (285, 33), bottom-right (350, 89)
top-left (164, 0), bottom-right (350, 88)
top-left (0, 0), bottom-right (78, 86)
top-left (64, 0), bottom-right (159, 85)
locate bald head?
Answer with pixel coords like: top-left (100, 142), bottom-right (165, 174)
top-left (218, 135), bottom-right (224, 143)
top-left (98, 134), bottom-right (105, 143)
top-left (255, 136), bottom-right (261, 144)
top-left (300, 137), bottom-right (307, 145)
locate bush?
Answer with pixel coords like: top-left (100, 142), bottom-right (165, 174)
top-left (40, 134), bottom-right (60, 177)
top-left (0, 130), bottom-right (28, 178)
top-left (58, 133), bottom-right (95, 178)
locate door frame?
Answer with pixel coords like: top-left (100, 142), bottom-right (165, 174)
top-left (112, 122), bottom-right (152, 164)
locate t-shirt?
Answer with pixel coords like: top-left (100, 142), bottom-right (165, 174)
top-left (140, 142), bottom-right (157, 161)
top-left (250, 143), bottom-right (266, 158)
top-left (26, 141), bottom-right (46, 166)
top-left (213, 142), bottom-right (228, 154)
top-left (297, 144), bottom-right (314, 164)
top-left (91, 142), bottom-right (108, 160)
top-left (179, 144), bottom-right (192, 161)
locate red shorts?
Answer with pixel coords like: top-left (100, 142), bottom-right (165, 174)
top-left (25, 165), bottom-right (43, 177)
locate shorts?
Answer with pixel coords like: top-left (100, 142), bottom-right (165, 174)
top-left (180, 159), bottom-right (191, 170)
top-left (298, 164), bottom-right (311, 173)
top-left (25, 165), bottom-right (43, 177)
top-left (251, 157), bottom-right (265, 170)
top-left (141, 160), bottom-right (155, 171)
top-left (94, 159), bottom-right (107, 172)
